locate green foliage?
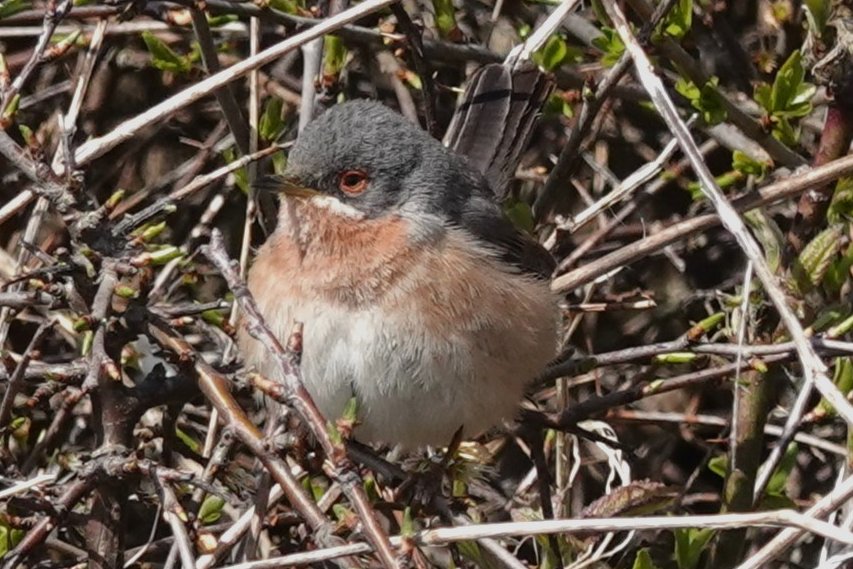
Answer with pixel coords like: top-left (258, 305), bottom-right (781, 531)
top-left (259, 97), bottom-right (286, 142)
top-left (268, 0), bottom-right (302, 14)
top-left (674, 527), bottom-right (714, 569)
top-left (323, 35), bottom-right (348, 78)
top-left (754, 50), bottom-right (816, 146)
top-left (544, 92), bottom-right (575, 119)
top-left (222, 148), bottom-right (250, 194)
top-left (503, 199), bottom-right (535, 233)
top-left (0, 517), bottom-right (24, 558)
top-left (633, 548), bottom-right (662, 569)
top-left (732, 150), bottom-right (770, 179)
top-left (817, 358), bottom-right (853, 418)
top-left (659, 0), bottom-right (692, 40)
top-left (828, 178), bottom-right (853, 223)
top-left (533, 35), bottom-right (568, 71)
top-left (675, 76), bottom-right (727, 125)
top-left (0, 0), bottom-right (27, 19)
top-left (199, 495), bottom-right (225, 525)
top-left (791, 225), bottom-right (843, 294)
top-left (744, 210), bottom-right (784, 273)
top-left (175, 426), bottom-right (200, 453)
top-left (803, 0), bottom-right (829, 37)
top-left (825, 242), bottom-right (853, 295)
top-left (432, 0), bottom-right (457, 38)
top-left (762, 443), bottom-right (798, 508)
top-left (142, 31), bottom-right (193, 74)
top-left (592, 28), bottom-right (625, 67)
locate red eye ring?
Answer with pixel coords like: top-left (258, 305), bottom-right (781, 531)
top-left (338, 169), bottom-right (368, 196)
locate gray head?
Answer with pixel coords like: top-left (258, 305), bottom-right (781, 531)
top-left (281, 100), bottom-right (492, 219)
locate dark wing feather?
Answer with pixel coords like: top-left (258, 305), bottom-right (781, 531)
top-left (459, 194), bottom-right (555, 281)
top-left (444, 62), bottom-right (554, 200)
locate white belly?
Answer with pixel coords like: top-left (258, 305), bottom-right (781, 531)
top-left (255, 299), bottom-right (543, 448)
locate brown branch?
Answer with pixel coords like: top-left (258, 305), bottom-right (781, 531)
top-left (147, 323), bottom-right (358, 567)
top-left (550, 154), bottom-right (853, 293)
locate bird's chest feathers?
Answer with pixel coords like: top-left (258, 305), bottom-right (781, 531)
top-left (252, 197), bottom-right (424, 306)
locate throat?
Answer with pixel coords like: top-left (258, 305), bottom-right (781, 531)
top-left (272, 197), bottom-right (422, 306)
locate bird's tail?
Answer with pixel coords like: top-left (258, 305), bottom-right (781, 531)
top-left (443, 62), bottom-right (554, 201)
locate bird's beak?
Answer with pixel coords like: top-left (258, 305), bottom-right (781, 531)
top-left (257, 174), bottom-right (321, 199)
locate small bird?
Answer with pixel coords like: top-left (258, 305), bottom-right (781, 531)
top-left (240, 78), bottom-right (557, 448)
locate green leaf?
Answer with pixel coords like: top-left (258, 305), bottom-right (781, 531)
top-left (828, 177), bottom-right (853, 223)
top-left (766, 442), bottom-right (798, 496)
top-left (732, 150), bottom-right (770, 179)
top-left (744, 210), bottom-right (784, 274)
top-left (592, 28), bottom-right (625, 67)
top-left (661, 0), bottom-right (692, 40)
top-left (533, 35), bottom-right (568, 72)
top-left (674, 527), bottom-right (714, 569)
top-left (259, 97), bottom-right (285, 142)
top-left (199, 495), bottom-right (225, 525)
top-left (675, 76), bottom-right (726, 125)
top-left (175, 427), bottom-right (200, 453)
top-left (817, 358), bottom-right (853, 418)
top-left (825, 242), bottom-right (853, 295)
top-left (432, 0), bottom-right (457, 38)
top-left (772, 50), bottom-right (805, 112)
top-left (268, 0), bottom-right (302, 14)
top-left (503, 199), bottom-right (535, 233)
top-left (804, 0), bottom-right (829, 37)
top-left (142, 31), bottom-right (191, 74)
top-left (708, 455), bottom-right (726, 478)
top-left (792, 225), bottom-right (843, 293)
top-left (222, 148), bottom-right (250, 194)
top-left (0, 0), bottom-right (28, 19)
top-left (323, 35), bottom-right (348, 78)
top-left (633, 548), bottom-right (662, 569)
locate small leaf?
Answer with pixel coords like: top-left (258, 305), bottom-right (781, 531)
top-left (431, 0), bottom-right (458, 39)
top-left (803, 0), bottom-right (829, 37)
top-left (581, 480), bottom-right (678, 518)
top-left (259, 97), bottom-right (285, 142)
top-left (732, 150), bottom-right (770, 179)
top-left (792, 225), bottom-right (843, 293)
top-left (633, 548), bottom-right (662, 569)
top-left (503, 199), bottom-right (535, 233)
top-left (175, 427), bottom-right (200, 453)
top-left (653, 352), bottom-right (698, 364)
top-left (817, 358), bottom-right (853, 418)
top-left (744, 210), bottom-right (784, 274)
top-left (825, 242), bottom-right (853, 295)
top-left (675, 76), bottom-right (726, 125)
top-left (199, 495), bottom-right (225, 525)
top-left (674, 527), bottom-right (714, 569)
top-left (268, 0), bottom-right (302, 14)
top-left (533, 35), bottom-right (568, 72)
top-left (142, 31), bottom-right (191, 74)
top-left (322, 35), bottom-right (348, 79)
top-left (0, 0), bottom-right (28, 19)
top-left (828, 177), bottom-right (853, 224)
top-left (592, 28), bottom-right (625, 67)
top-left (765, 442), bottom-right (798, 496)
top-left (708, 455), bottom-right (726, 478)
top-left (660, 0), bottom-right (692, 40)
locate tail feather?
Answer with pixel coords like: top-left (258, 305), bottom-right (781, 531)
top-left (444, 62), bottom-right (554, 200)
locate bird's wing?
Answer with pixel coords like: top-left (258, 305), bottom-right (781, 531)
top-left (444, 62), bottom-right (554, 200)
top-left (459, 194), bottom-right (555, 281)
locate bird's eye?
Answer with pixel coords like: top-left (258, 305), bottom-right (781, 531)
top-left (338, 169), bottom-right (368, 196)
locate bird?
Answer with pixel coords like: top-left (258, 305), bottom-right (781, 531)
top-left (239, 66), bottom-right (558, 449)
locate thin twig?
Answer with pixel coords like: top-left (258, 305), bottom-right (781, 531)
top-left (550, 154), bottom-right (853, 292)
top-left (72, 0), bottom-right (401, 168)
